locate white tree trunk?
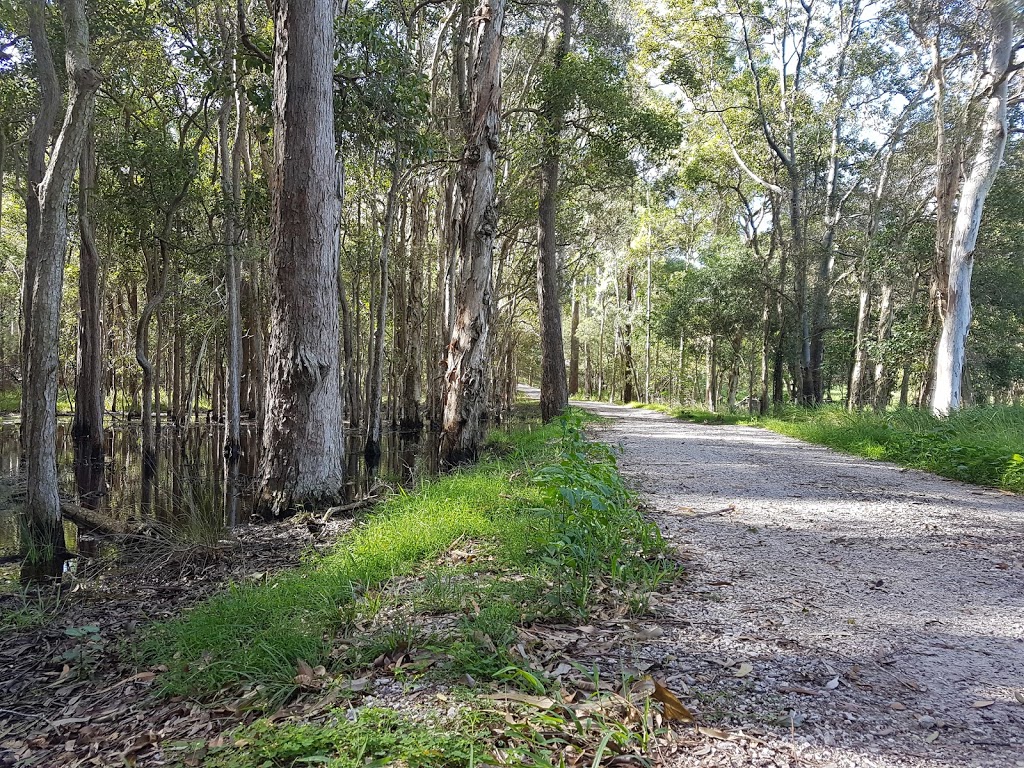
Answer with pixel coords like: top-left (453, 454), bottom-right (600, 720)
top-left (931, 1), bottom-right (1013, 415)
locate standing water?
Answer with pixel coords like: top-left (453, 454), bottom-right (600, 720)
top-left (0, 417), bottom-right (440, 560)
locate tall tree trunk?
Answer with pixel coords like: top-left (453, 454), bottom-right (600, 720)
top-left (21, 0), bottom-right (61, 445)
top-left (439, 0), bottom-right (506, 465)
top-left (72, 126), bottom-right (104, 457)
top-left (597, 292), bottom-right (606, 400)
top-left (568, 283), bottom-right (580, 395)
top-left (931, 1), bottom-right (1013, 415)
top-left (22, 0), bottom-right (100, 580)
top-left (366, 157), bottom-right (401, 465)
top-left (645, 218), bottom-right (653, 402)
top-left (219, 2), bottom-right (243, 462)
top-left (871, 283), bottom-right (895, 411)
top-left (400, 182), bottom-right (426, 429)
top-left (705, 337), bottom-right (717, 412)
top-left (847, 261), bottom-right (872, 410)
top-left (619, 270), bottom-right (637, 404)
top-left (536, 0), bottom-right (573, 422)
top-left (257, 0), bottom-right (345, 515)
top-left (136, 244), bottom-right (169, 472)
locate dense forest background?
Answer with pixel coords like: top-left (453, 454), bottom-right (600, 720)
top-left (1, 0), bottom-right (1022, 574)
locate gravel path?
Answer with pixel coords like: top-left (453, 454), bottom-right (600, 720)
top-left (577, 399), bottom-right (1024, 768)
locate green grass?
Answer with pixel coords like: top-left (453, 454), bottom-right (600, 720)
top-left (761, 406), bottom-right (1024, 492)
top-left (636, 401), bottom-right (1024, 493)
top-left (143, 410), bottom-right (678, 703)
top-left (197, 707), bottom-right (485, 768)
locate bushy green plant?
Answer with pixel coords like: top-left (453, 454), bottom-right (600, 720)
top-left (532, 412), bottom-right (677, 612)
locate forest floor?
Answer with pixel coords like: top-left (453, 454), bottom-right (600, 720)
top-left (568, 395), bottom-right (1024, 767)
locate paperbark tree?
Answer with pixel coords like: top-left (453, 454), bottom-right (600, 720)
top-left (439, 0), bottom-right (507, 465)
top-left (256, 0), bottom-right (345, 515)
top-left (931, 0), bottom-right (1015, 415)
top-left (23, 0), bottom-right (100, 579)
top-left (536, 0), bottom-right (573, 422)
top-left (218, 1), bottom-right (243, 463)
top-left (399, 182), bottom-right (427, 429)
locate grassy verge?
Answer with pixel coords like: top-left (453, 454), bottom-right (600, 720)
top-left (633, 401), bottom-right (1024, 493)
top-left (145, 410), bottom-right (678, 765)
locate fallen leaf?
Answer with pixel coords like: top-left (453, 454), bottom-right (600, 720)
top-left (652, 679), bottom-right (695, 723)
top-left (924, 731), bottom-right (938, 743)
top-left (733, 662), bottom-right (753, 678)
top-left (635, 625), bottom-right (664, 640)
top-left (825, 676), bottom-right (840, 690)
top-left (485, 691), bottom-right (555, 710)
top-left (971, 700), bottom-right (995, 708)
top-left (97, 671), bottom-right (157, 694)
top-left (697, 726), bottom-right (738, 741)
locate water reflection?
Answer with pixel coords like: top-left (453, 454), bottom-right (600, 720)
top-left (0, 420), bottom-right (439, 556)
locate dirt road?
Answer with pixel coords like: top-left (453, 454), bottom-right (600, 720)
top-left (576, 399), bottom-right (1024, 767)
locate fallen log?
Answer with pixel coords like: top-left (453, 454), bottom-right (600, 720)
top-left (60, 501), bottom-right (150, 536)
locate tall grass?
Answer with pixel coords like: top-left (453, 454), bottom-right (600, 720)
top-left (762, 406), bottom-right (1024, 492)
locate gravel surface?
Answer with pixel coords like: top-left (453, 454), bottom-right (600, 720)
top-left (579, 399), bottom-right (1024, 768)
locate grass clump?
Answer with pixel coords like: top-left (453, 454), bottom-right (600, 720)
top-left (628, 401), bottom-right (752, 425)
top-left (144, 410), bottom-right (677, 702)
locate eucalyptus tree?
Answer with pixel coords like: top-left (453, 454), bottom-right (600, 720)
top-left (439, 0), bottom-right (508, 465)
top-left (916, 0), bottom-right (1021, 414)
top-left (22, 0), bottom-right (100, 578)
top-left (256, 0), bottom-right (345, 516)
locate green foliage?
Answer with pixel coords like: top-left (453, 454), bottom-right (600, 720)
top-left (0, 388), bottom-right (18, 415)
top-left (532, 413), bottom-right (676, 612)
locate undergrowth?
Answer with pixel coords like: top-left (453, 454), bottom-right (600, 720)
top-left (143, 410), bottom-right (677, 704)
top-left (0, 388), bottom-right (19, 415)
top-left (635, 401), bottom-right (1024, 493)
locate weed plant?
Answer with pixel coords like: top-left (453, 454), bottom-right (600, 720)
top-left (200, 708), bottom-right (482, 768)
